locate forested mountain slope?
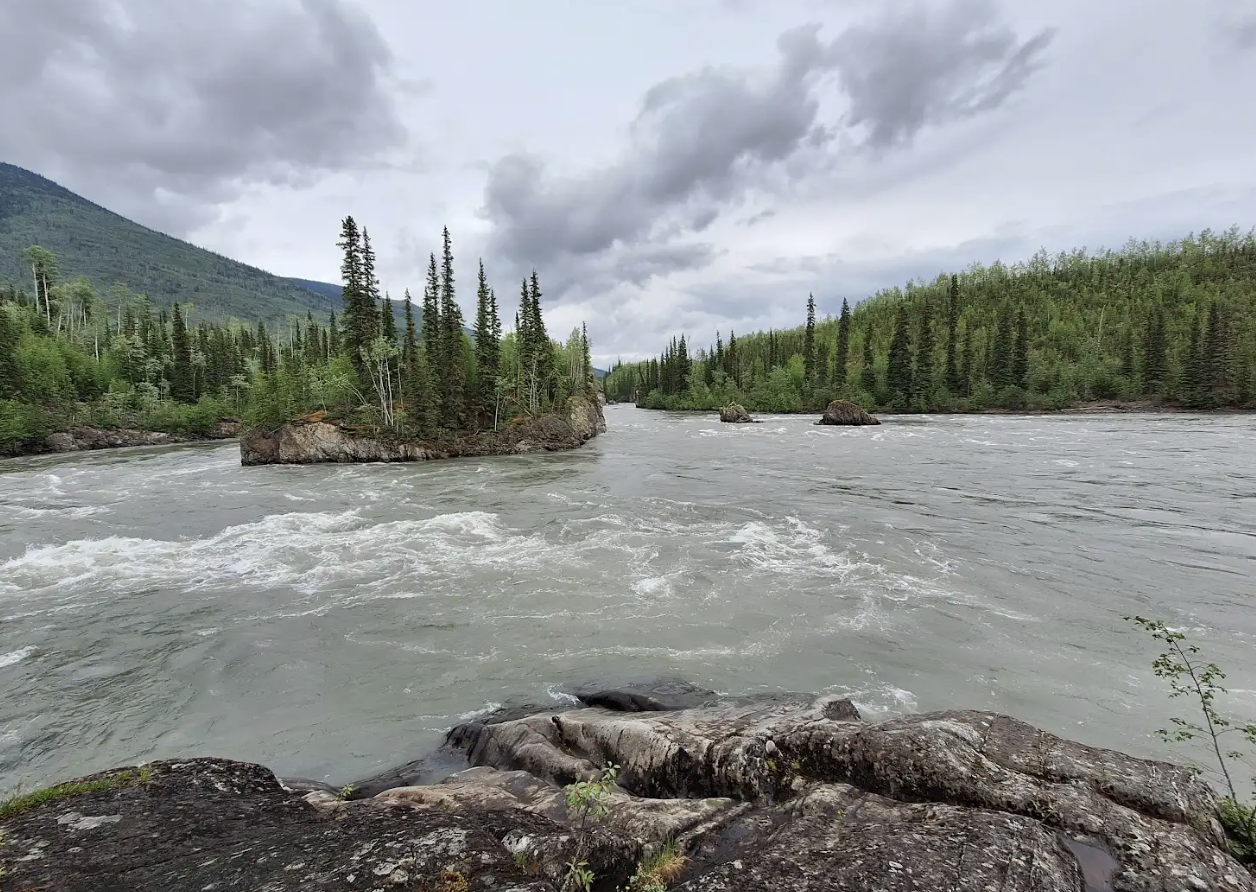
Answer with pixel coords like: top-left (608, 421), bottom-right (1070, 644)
top-left (605, 229), bottom-right (1256, 412)
top-left (0, 162), bottom-right (336, 324)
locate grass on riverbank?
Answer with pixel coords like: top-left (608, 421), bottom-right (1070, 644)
top-left (0, 766), bottom-right (152, 821)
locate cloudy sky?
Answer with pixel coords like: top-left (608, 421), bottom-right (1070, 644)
top-left (3, 0), bottom-right (1254, 364)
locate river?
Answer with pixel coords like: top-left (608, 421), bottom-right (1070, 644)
top-left (1, 406), bottom-right (1253, 793)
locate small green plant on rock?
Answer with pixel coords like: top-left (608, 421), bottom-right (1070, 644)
top-left (337, 783), bottom-right (354, 801)
top-left (1126, 615), bottom-right (1256, 864)
top-left (622, 840), bottom-right (687, 891)
top-left (0, 766), bottom-right (152, 820)
top-left (561, 763), bottom-right (619, 892)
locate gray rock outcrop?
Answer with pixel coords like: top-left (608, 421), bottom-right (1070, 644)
top-left (7, 421), bottom-right (242, 457)
top-left (816, 399), bottom-right (880, 426)
top-left (3, 687), bottom-right (1251, 891)
top-left (718, 404), bottom-right (757, 423)
top-left (239, 395), bottom-right (605, 465)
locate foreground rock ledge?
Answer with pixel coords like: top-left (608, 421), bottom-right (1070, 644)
top-left (3, 690), bottom-right (1252, 891)
top-left (239, 395), bottom-right (606, 465)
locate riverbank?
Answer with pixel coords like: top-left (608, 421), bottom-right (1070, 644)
top-left (240, 395), bottom-right (605, 465)
top-left (632, 399), bottom-right (1256, 417)
top-left (0, 420), bottom-right (242, 458)
top-left (1, 683), bottom-right (1251, 891)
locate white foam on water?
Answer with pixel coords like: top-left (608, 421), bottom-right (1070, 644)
top-left (1, 509), bottom-right (583, 611)
top-left (727, 517), bottom-right (864, 578)
top-left (546, 684), bottom-right (581, 705)
top-left (632, 576), bottom-right (672, 597)
top-left (0, 646), bottom-right (37, 668)
top-left (824, 681), bottom-right (918, 719)
top-left (458, 701), bottom-right (504, 721)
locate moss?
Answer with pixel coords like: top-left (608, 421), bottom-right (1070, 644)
top-left (0, 766), bottom-right (152, 821)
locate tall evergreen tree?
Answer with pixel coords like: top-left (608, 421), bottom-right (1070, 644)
top-left (169, 303), bottom-right (194, 402)
top-left (887, 305), bottom-right (913, 407)
top-left (945, 274), bottom-right (961, 393)
top-left (328, 311), bottom-right (340, 358)
top-left (834, 298), bottom-right (851, 388)
top-left (1143, 308), bottom-right (1167, 391)
top-left (912, 297), bottom-right (935, 406)
top-left (803, 293), bottom-right (817, 385)
top-left (581, 322), bottom-right (594, 391)
top-left (379, 293), bottom-right (397, 344)
top-left (1201, 301), bottom-right (1229, 404)
top-left (860, 325), bottom-right (877, 394)
top-left (438, 227), bottom-right (465, 427)
top-left (337, 216), bottom-right (373, 380)
top-left (1012, 307), bottom-right (1029, 390)
top-left (472, 259), bottom-right (501, 409)
top-left (988, 308), bottom-right (1015, 390)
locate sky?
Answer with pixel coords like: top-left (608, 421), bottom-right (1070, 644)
top-left (3, 0), bottom-right (1255, 365)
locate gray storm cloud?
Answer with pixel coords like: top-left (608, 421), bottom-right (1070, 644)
top-left (0, 0), bottom-right (407, 233)
top-left (479, 0), bottom-right (1054, 304)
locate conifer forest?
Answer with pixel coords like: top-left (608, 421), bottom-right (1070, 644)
top-left (604, 230), bottom-right (1256, 414)
top-left (0, 219), bottom-right (596, 449)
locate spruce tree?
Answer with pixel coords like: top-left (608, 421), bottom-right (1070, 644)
top-left (337, 216), bottom-right (372, 380)
top-left (988, 309), bottom-right (1015, 390)
top-left (887, 305), bottom-right (913, 407)
top-left (527, 270), bottom-right (553, 406)
top-left (581, 322), bottom-right (594, 392)
top-left (169, 303), bottom-right (194, 402)
top-left (860, 325), bottom-right (877, 395)
top-left (438, 227), bottom-right (465, 427)
top-left (328, 311), bottom-right (340, 358)
top-left (401, 289), bottom-right (435, 430)
top-left (1012, 307), bottom-right (1029, 390)
top-left (834, 298), bottom-right (851, 388)
top-left (803, 293), bottom-right (817, 385)
top-left (945, 274), bottom-right (961, 393)
top-left (912, 298), bottom-right (935, 407)
top-left (379, 293), bottom-right (397, 344)
top-left (958, 324), bottom-right (973, 397)
top-left (1201, 301), bottom-right (1228, 405)
top-left (472, 260), bottom-right (500, 409)
top-left (1143, 309), bottom-right (1167, 391)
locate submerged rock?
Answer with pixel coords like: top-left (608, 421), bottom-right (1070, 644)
top-left (816, 399), bottom-right (880, 426)
top-left (718, 404), bottom-right (757, 423)
top-left (4, 689), bottom-right (1252, 892)
top-left (239, 395), bottom-right (605, 465)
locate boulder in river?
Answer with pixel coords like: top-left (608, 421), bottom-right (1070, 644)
top-left (718, 404), bottom-right (757, 423)
top-left (239, 394), bottom-right (605, 465)
top-left (4, 686), bottom-right (1252, 891)
top-left (816, 399), bottom-right (880, 426)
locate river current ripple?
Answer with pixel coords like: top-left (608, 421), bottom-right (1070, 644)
top-left (1, 406), bottom-right (1253, 790)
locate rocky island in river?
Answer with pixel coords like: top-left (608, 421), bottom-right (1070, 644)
top-left (2, 680), bottom-right (1252, 892)
top-left (240, 394), bottom-right (605, 465)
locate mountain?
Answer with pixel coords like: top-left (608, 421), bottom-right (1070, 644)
top-left (0, 162), bottom-right (338, 324)
top-left (0, 163), bottom-right (611, 365)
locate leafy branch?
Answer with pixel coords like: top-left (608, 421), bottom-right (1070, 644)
top-left (1126, 615), bottom-right (1256, 862)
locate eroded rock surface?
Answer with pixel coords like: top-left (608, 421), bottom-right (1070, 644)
top-left (1, 420), bottom-right (242, 457)
top-left (718, 404), bottom-right (757, 423)
top-left (816, 399), bottom-right (880, 425)
top-left (3, 688), bottom-right (1251, 892)
top-left (240, 395), bottom-right (604, 465)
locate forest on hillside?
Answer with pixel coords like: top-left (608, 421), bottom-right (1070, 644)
top-left (0, 221), bottom-right (596, 451)
top-left (604, 229), bottom-right (1256, 413)
top-left (0, 162), bottom-right (339, 323)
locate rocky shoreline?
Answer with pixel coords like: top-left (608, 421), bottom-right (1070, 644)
top-left (0, 421), bottom-right (242, 458)
top-left (3, 680), bottom-right (1252, 891)
top-left (240, 395), bottom-right (606, 465)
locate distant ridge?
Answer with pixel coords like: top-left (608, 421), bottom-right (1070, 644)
top-left (0, 162), bottom-right (339, 324)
